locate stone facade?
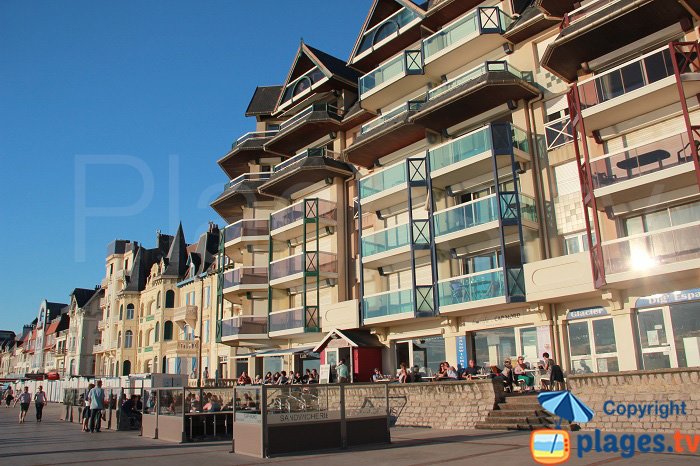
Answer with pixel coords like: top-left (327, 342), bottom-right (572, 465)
top-left (568, 368), bottom-right (700, 433)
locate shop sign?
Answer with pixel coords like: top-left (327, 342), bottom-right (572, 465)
top-left (267, 410), bottom-right (341, 425)
top-left (566, 307), bottom-right (608, 320)
top-left (473, 312), bottom-right (522, 325)
top-left (455, 336), bottom-right (468, 369)
top-left (635, 288), bottom-right (700, 308)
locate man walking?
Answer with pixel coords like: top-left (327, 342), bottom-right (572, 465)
top-left (34, 385), bottom-right (47, 422)
top-left (18, 386), bottom-right (31, 424)
top-left (336, 358), bottom-right (349, 384)
top-left (87, 380), bottom-right (106, 433)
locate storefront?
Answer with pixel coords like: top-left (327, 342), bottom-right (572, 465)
top-left (635, 288), bottom-right (700, 370)
top-left (394, 336), bottom-right (445, 376)
top-left (565, 307), bottom-right (619, 374)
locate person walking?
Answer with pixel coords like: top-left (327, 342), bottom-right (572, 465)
top-left (34, 385), bottom-right (47, 422)
top-left (18, 386), bottom-right (31, 424)
top-left (336, 358), bottom-right (349, 384)
top-left (82, 383), bottom-right (94, 432)
top-left (87, 380), bottom-right (106, 433)
top-left (4, 385), bottom-right (13, 407)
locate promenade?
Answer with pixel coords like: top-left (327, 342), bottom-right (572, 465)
top-left (0, 403), bottom-right (697, 465)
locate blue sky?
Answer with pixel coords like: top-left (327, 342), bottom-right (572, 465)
top-left (0, 0), bottom-right (371, 333)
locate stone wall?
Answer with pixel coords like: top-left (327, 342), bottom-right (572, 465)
top-left (567, 368), bottom-right (700, 432)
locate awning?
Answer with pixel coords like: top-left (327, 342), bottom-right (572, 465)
top-left (243, 345), bottom-right (317, 358)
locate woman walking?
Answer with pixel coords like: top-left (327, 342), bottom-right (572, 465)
top-left (18, 386), bottom-right (31, 423)
top-left (34, 385), bottom-right (47, 422)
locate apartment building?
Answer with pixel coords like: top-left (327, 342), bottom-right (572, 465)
top-left (65, 287), bottom-right (102, 376)
top-left (211, 0), bottom-right (700, 381)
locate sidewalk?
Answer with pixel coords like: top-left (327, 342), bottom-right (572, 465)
top-left (0, 403), bottom-right (697, 465)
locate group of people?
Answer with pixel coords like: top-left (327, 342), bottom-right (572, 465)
top-left (184, 392), bottom-right (231, 413)
top-left (236, 368), bottom-right (321, 385)
top-left (2, 385), bottom-right (48, 424)
top-left (80, 380), bottom-right (108, 432)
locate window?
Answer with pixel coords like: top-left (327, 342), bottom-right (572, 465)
top-left (204, 320), bottom-right (209, 343)
top-left (374, 20), bottom-right (398, 44)
top-left (125, 259), bottom-right (129, 271)
top-left (395, 337), bottom-right (446, 376)
top-left (119, 305), bottom-right (124, 320)
top-left (568, 317), bottom-right (619, 373)
top-left (117, 332), bottom-right (122, 347)
top-left (124, 331), bottom-right (133, 348)
top-left (154, 322), bottom-right (160, 343)
top-left (157, 291), bottom-right (161, 309)
top-left (163, 321), bottom-right (173, 341)
top-left (205, 287), bottom-right (211, 308)
top-left (126, 304), bottom-right (134, 320)
top-left (110, 264), bottom-right (114, 276)
top-left (624, 200), bottom-right (700, 235)
top-left (462, 251), bottom-right (500, 275)
top-left (165, 290), bottom-right (175, 308)
top-left (563, 232), bottom-right (590, 255)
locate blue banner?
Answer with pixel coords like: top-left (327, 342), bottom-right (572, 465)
top-left (636, 288), bottom-right (700, 308)
top-left (456, 336), bottom-right (468, 370)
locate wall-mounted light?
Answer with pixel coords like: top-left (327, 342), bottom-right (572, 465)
top-left (503, 42), bottom-right (514, 55)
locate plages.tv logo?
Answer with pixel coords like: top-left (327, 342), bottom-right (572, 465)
top-left (530, 391), bottom-right (593, 465)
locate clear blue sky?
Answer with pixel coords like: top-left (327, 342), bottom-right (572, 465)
top-left (0, 0), bottom-right (371, 333)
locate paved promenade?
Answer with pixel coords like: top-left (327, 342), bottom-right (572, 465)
top-left (0, 403), bottom-right (698, 465)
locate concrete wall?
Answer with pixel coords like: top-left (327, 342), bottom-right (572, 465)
top-left (568, 368), bottom-right (700, 432)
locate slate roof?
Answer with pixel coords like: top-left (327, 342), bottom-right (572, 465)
top-left (163, 223), bottom-right (188, 277)
top-left (305, 44), bottom-right (360, 84)
top-left (245, 85), bottom-right (284, 117)
top-left (71, 288), bottom-right (98, 308)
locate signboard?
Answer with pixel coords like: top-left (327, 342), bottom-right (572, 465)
top-left (319, 364), bottom-right (332, 384)
top-left (566, 307), bottom-right (608, 320)
top-left (267, 410), bottom-right (341, 425)
top-left (536, 326), bottom-right (552, 357)
top-left (635, 288), bottom-right (700, 308)
top-left (455, 336), bottom-right (468, 370)
top-left (235, 411), bottom-right (261, 424)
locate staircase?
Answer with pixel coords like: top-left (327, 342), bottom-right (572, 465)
top-left (475, 393), bottom-right (570, 431)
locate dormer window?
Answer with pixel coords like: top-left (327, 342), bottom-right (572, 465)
top-left (356, 7), bottom-right (419, 56)
top-left (280, 67), bottom-right (325, 106)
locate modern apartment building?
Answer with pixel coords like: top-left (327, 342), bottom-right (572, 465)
top-left (211, 0), bottom-right (700, 381)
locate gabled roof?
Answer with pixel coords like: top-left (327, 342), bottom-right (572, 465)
top-left (313, 329), bottom-right (384, 353)
top-left (71, 288), bottom-right (98, 308)
top-left (245, 85), bottom-right (284, 117)
top-left (274, 42), bottom-right (360, 112)
top-left (347, 0), bottom-right (426, 64)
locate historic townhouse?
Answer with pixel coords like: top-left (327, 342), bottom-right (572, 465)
top-left (65, 287), bottom-right (102, 376)
top-left (211, 0), bottom-right (700, 381)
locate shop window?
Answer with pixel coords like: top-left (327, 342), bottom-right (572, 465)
top-left (473, 326), bottom-right (539, 368)
top-left (637, 302), bottom-right (700, 369)
top-left (568, 317), bottom-right (619, 373)
top-left (263, 356), bottom-right (283, 375)
top-left (395, 337), bottom-right (446, 376)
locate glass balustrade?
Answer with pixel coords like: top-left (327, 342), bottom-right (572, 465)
top-left (361, 223), bottom-right (410, 257)
top-left (363, 289), bottom-right (414, 320)
top-left (359, 162), bottom-right (407, 199)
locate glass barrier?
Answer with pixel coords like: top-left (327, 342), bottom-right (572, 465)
top-left (224, 219), bottom-right (269, 243)
top-left (437, 268), bottom-right (506, 306)
top-left (158, 388), bottom-right (184, 417)
top-left (234, 386), bottom-right (262, 423)
top-left (361, 223), bottom-right (411, 257)
top-left (363, 288), bottom-right (414, 320)
top-left (359, 162), bottom-right (407, 199)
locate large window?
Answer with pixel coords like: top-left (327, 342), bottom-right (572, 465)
top-left (163, 321), bottom-right (173, 341)
top-left (395, 336), bottom-right (445, 376)
top-left (624, 200), bottom-right (700, 236)
top-left (568, 317), bottom-right (619, 373)
top-left (637, 302), bottom-right (700, 369)
top-left (473, 326), bottom-right (538, 368)
top-left (124, 331), bottom-right (133, 348)
top-left (165, 290), bottom-right (175, 308)
top-left (262, 356), bottom-right (283, 375)
top-left (126, 304), bottom-right (134, 320)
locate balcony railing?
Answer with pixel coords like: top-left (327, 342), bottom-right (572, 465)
top-left (602, 222), bottom-right (700, 275)
top-left (359, 50), bottom-right (423, 97)
top-left (589, 132), bottom-right (695, 189)
top-left (429, 124), bottom-right (528, 173)
top-left (433, 193), bottom-right (537, 237)
top-left (438, 267), bottom-right (524, 307)
top-left (232, 131), bottom-right (278, 149)
top-left (360, 100), bottom-right (424, 134)
top-left (222, 267), bottom-right (268, 288)
top-left (359, 161), bottom-right (407, 199)
top-left (363, 288), bottom-right (413, 320)
top-left (577, 46), bottom-right (674, 111)
top-left (220, 316), bottom-right (268, 338)
top-left (357, 6), bottom-right (420, 56)
top-left (280, 67), bottom-right (326, 107)
top-left (544, 116), bottom-right (574, 150)
top-left (269, 306), bottom-right (320, 333)
top-left (270, 199), bottom-right (337, 231)
top-left (224, 218), bottom-right (269, 243)
top-left (269, 252), bottom-right (337, 281)
top-left (277, 103), bottom-right (340, 134)
top-left (426, 61), bottom-right (532, 102)
top-left (362, 223), bottom-right (410, 257)
top-left (422, 7), bottom-right (512, 62)
top-left (223, 172), bottom-right (272, 191)
top-left (273, 147), bottom-right (335, 173)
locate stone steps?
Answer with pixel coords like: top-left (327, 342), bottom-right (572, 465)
top-left (476, 393), bottom-right (570, 432)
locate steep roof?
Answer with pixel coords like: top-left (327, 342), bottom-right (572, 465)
top-left (125, 246), bottom-right (147, 292)
top-left (46, 302), bottom-right (67, 321)
top-left (71, 288), bottom-right (98, 308)
top-left (163, 223), bottom-right (188, 278)
top-left (245, 86), bottom-right (284, 117)
top-left (305, 44), bottom-right (360, 85)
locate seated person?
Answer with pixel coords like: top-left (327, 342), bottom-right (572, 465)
top-left (501, 358), bottom-right (516, 391)
top-left (488, 365), bottom-right (502, 379)
top-left (277, 371), bottom-right (289, 385)
top-left (291, 372), bottom-right (302, 384)
top-left (263, 372), bottom-right (273, 385)
top-left (461, 359), bottom-right (481, 379)
top-left (433, 362), bottom-right (448, 381)
top-left (514, 356), bottom-right (534, 391)
top-left (253, 375), bottom-right (262, 385)
top-left (237, 371), bottom-right (252, 385)
top-left (410, 366), bottom-right (423, 383)
top-left (371, 368), bottom-right (385, 382)
top-left (540, 352), bottom-right (565, 391)
top-left (309, 369), bottom-right (319, 384)
top-left (397, 363), bottom-right (409, 383)
top-left (446, 365), bottom-right (459, 380)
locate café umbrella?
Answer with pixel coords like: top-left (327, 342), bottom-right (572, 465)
top-left (538, 391), bottom-right (594, 427)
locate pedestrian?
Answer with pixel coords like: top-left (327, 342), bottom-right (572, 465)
top-left (82, 383), bottom-right (94, 432)
top-left (18, 386), bottom-right (31, 424)
top-left (34, 385), bottom-right (47, 422)
top-left (4, 385), bottom-right (13, 407)
top-left (87, 380), bottom-right (106, 433)
top-left (336, 358), bottom-right (349, 383)
top-left (203, 367), bottom-right (209, 380)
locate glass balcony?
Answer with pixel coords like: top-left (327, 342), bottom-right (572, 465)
top-left (357, 7), bottom-right (421, 56)
top-left (363, 289), bottom-right (414, 320)
top-left (590, 132), bottom-right (696, 190)
top-left (224, 172), bottom-right (272, 191)
top-left (433, 193), bottom-right (537, 237)
top-left (564, 0), bottom-right (623, 28)
top-left (220, 316), bottom-right (268, 338)
top-left (222, 267), bottom-right (268, 289)
top-left (422, 7), bottom-right (512, 62)
top-left (273, 147), bottom-right (329, 173)
top-left (277, 103), bottom-right (340, 134)
top-left (232, 131), bottom-right (278, 149)
top-left (361, 223), bottom-right (410, 257)
top-left (269, 306), bottom-right (320, 333)
top-left (223, 219), bottom-right (269, 243)
top-left (360, 100), bottom-right (423, 135)
top-left (359, 162), bottom-right (406, 199)
top-left (602, 222), bottom-right (700, 275)
top-left (270, 199), bottom-right (337, 232)
top-left (437, 267), bottom-right (524, 308)
top-left (429, 126), bottom-right (492, 172)
top-left (269, 252), bottom-right (337, 281)
top-left (426, 61), bottom-right (531, 103)
top-left (578, 46), bottom-right (674, 112)
top-left (359, 50), bottom-right (423, 97)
